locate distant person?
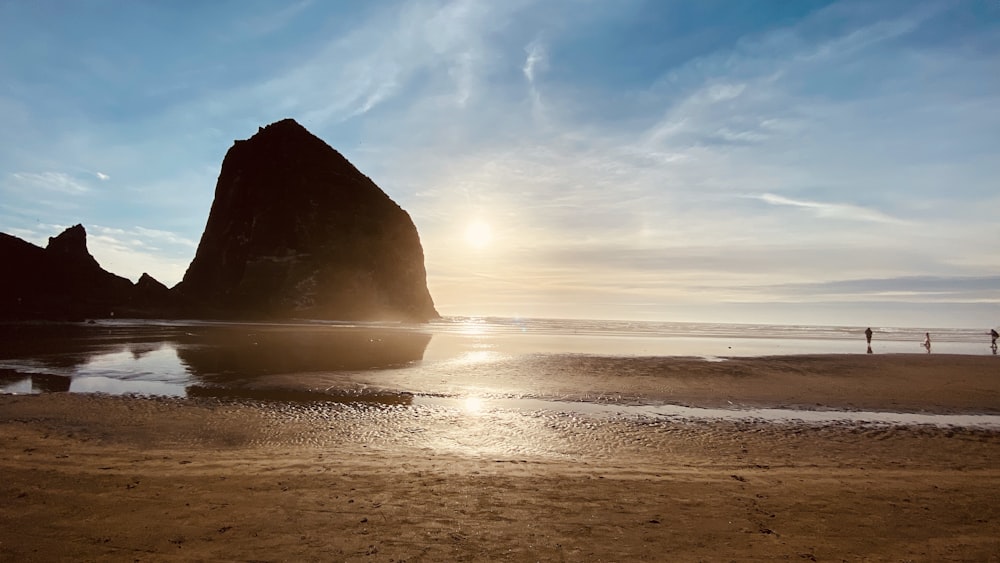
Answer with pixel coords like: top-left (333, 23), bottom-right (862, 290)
top-left (865, 327), bottom-right (873, 344)
top-left (991, 328), bottom-right (998, 351)
top-left (923, 332), bottom-right (931, 353)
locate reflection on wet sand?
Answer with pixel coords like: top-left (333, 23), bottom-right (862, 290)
top-left (0, 322), bottom-right (191, 372)
top-left (176, 327), bottom-right (431, 378)
top-left (0, 370), bottom-right (71, 393)
top-left (0, 322), bottom-right (431, 403)
top-left (176, 327), bottom-right (429, 404)
top-left (4, 320), bottom-right (1000, 428)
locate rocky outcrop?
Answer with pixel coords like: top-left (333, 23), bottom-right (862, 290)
top-left (132, 273), bottom-right (174, 312)
top-left (0, 225), bottom-right (164, 320)
top-left (44, 225), bottom-right (135, 305)
top-left (175, 119), bottom-right (438, 322)
top-left (1, 120), bottom-right (439, 322)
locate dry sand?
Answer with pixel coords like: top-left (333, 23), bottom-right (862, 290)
top-left (1, 354), bottom-right (999, 562)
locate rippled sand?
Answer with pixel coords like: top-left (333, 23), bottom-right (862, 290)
top-left (3, 359), bottom-right (1000, 563)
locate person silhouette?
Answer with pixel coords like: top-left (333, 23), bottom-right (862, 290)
top-left (865, 327), bottom-right (873, 344)
top-left (991, 328), bottom-right (998, 352)
top-left (923, 332), bottom-right (931, 353)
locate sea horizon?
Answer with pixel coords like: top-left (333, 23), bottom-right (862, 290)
top-left (57, 313), bottom-right (996, 340)
top-left (113, 314), bottom-right (996, 353)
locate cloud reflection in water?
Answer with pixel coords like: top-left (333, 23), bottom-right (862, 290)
top-left (0, 323), bottom-right (432, 403)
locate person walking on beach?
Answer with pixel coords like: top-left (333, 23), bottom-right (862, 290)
top-left (865, 327), bottom-right (873, 354)
top-left (991, 328), bottom-right (998, 351)
top-left (923, 332), bottom-right (932, 353)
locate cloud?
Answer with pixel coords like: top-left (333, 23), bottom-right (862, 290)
top-left (87, 225), bottom-right (196, 285)
top-left (753, 193), bottom-right (908, 225)
top-left (96, 172), bottom-right (110, 181)
top-left (231, 0), bottom-right (315, 39)
top-left (521, 38), bottom-right (549, 120)
top-left (769, 275), bottom-right (1000, 303)
top-left (3, 224), bottom-right (66, 247)
top-left (131, 226), bottom-right (198, 248)
top-left (705, 82), bottom-right (746, 102)
top-left (523, 39), bottom-right (546, 84)
top-left (791, 3), bottom-right (937, 65)
top-left (227, 0), bottom-right (523, 127)
top-left (8, 172), bottom-right (90, 194)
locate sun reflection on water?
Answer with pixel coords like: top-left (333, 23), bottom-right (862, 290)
top-left (454, 350), bottom-right (502, 365)
top-left (457, 317), bottom-right (488, 336)
top-left (463, 396), bottom-right (485, 415)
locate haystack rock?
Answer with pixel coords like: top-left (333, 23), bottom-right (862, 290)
top-left (175, 119), bottom-right (438, 322)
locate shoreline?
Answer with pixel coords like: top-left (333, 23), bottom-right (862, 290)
top-left (3, 353), bottom-right (1000, 415)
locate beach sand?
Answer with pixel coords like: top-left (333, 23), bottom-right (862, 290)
top-left (2, 354), bottom-right (999, 561)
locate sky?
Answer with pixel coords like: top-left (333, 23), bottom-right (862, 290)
top-left (1, 0), bottom-right (998, 328)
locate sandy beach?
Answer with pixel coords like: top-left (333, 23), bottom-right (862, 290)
top-left (2, 354), bottom-right (999, 561)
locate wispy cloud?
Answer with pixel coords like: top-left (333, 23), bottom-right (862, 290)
top-left (522, 38), bottom-right (548, 120)
top-left (754, 193), bottom-right (908, 225)
top-left (523, 39), bottom-right (546, 84)
top-left (225, 0), bottom-right (523, 127)
top-left (87, 225), bottom-right (197, 285)
top-left (769, 275), bottom-right (1000, 303)
top-left (9, 172), bottom-right (91, 194)
top-left (792, 3), bottom-right (938, 65)
top-left (231, 0), bottom-right (316, 39)
top-left (131, 226), bottom-right (197, 248)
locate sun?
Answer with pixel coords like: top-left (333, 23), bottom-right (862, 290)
top-left (464, 220), bottom-right (493, 249)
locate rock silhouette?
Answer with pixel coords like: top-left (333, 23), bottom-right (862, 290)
top-left (175, 119), bottom-right (438, 322)
top-left (0, 225), bottom-right (151, 320)
top-left (1, 119), bottom-right (438, 322)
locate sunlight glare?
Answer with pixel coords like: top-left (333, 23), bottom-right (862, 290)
top-left (464, 220), bottom-right (492, 249)
top-left (456, 350), bottom-right (498, 364)
top-left (458, 317), bottom-right (487, 335)
top-left (463, 396), bottom-right (485, 414)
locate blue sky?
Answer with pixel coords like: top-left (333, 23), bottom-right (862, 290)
top-left (1, 0), bottom-right (998, 328)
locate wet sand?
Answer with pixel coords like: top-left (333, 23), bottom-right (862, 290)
top-left (2, 354), bottom-right (1000, 561)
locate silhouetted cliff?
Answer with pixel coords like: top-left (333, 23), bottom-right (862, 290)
top-left (0, 225), bottom-right (164, 320)
top-left (174, 119), bottom-right (438, 322)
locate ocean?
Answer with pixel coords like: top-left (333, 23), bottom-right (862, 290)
top-left (0, 316), bottom-right (994, 402)
top-left (420, 316), bottom-right (993, 357)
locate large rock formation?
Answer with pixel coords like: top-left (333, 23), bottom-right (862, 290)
top-left (0, 119), bottom-right (439, 322)
top-left (0, 225), bottom-right (152, 320)
top-left (175, 119), bottom-right (438, 322)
